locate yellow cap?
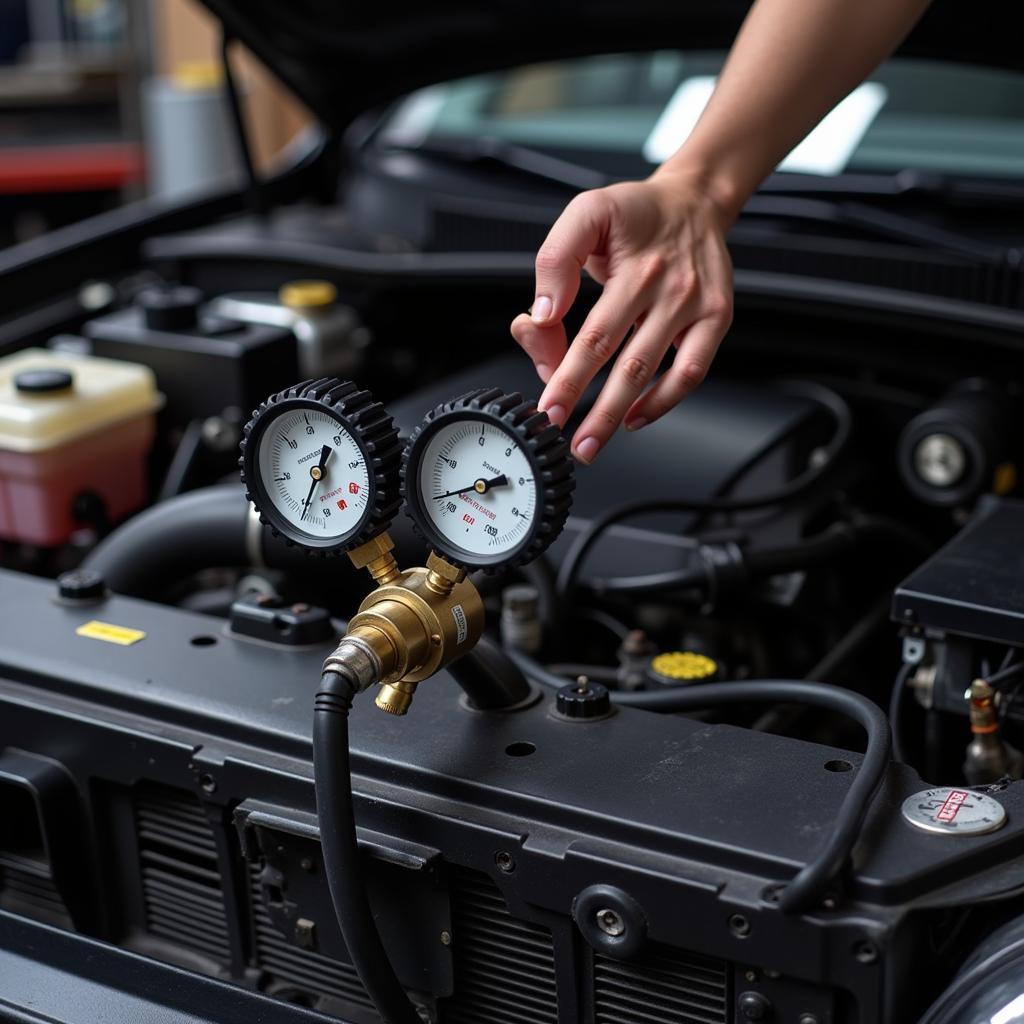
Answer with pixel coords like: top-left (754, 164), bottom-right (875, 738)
top-left (650, 651), bottom-right (718, 682)
top-left (172, 61), bottom-right (224, 92)
top-left (279, 280), bottom-right (337, 311)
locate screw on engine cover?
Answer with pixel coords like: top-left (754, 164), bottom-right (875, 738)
top-left (799, 1015), bottom-right (821, 1024)
top-left (738, 991), bottom-right (772, 1021)
top-left (744, 970), bottom-right (758, 982)
top-left (494, 851), bottom-right (515, 873)
top-left (729, 914), bottom-right (752, 937)
top-left (595, 908), bottom-right (625, 937)
top-left (300, 857), bottom-right (315, 873)
top-left (199, 773), bottom-right (217, 794)
top-left (440, 930), bottom-right (452, 946)
top-left (854, 940), bottom-right (879, 964)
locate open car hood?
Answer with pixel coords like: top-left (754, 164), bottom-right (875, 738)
top-left (201, 0), bottom-right (1022, 133)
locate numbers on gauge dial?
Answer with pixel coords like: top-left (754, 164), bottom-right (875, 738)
top-left (420, 420), bottom-right (536, 557)
top-left (256, 409), bottom-right (370, 539)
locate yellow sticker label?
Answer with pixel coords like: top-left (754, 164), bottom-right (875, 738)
top-left (76, 620), bottom-right (146, 646)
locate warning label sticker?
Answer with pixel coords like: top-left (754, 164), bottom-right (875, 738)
top-left (452, 604), bottom-right (468, 645)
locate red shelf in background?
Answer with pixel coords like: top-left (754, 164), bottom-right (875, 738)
top-left (0, 141), bottom-right (145, 194)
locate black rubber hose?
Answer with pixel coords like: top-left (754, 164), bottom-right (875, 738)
top-left (508, 650), bottom-right (890, 915)
top-left (84, 484), bottom-right (431, 599)
top-left (448, 635), bottom-right (533, 709)
top-left (888, 662), bottom-right (914, 764)
top-left (158, 419), bottom-right (207, 501)
top-left (83, 485), bottom-right (250, 595)
top-left (556, 381), bottom-right (853, 602)
top-left (314, 671), bottom-right (422, 1024)
top-left (587, 515), bottom-right (931, 597)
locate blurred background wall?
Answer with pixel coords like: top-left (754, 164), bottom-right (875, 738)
top-left (0, 0), bottom-right (310, 246)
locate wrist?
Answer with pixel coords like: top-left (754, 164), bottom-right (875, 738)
top-left (649, 151), bottom-right (749, 227)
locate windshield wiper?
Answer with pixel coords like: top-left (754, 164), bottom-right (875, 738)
top-left (760, 168), bottom-right (1024, 207)
top-left (379, 135), bottom-right (610, 192)
top-left (742, 195), bottom-right (1020, 266)
top-left (380, 137), bottom-right (1018, 264)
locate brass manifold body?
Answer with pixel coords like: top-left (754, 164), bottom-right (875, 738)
top-left (322, 533), bottom-right (484, 715)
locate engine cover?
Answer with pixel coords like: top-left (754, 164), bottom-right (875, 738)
top-left (3, 570), bottom-right (1024, 1022)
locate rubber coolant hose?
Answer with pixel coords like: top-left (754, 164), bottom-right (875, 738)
top-left (314, 670), bottom-right (422, 1024)
top-left (507, 649), bottom-right (891, 915)
top-left (82, 485), bottom-right (249, 596)
top-left (81, 484), bottom-right (425, 598)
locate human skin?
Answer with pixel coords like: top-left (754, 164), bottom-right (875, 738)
top-left (510, 0), bottom-right (933, 464)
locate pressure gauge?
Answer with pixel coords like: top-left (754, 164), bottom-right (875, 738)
top-left (240, 378), bottom-right (401, 553)
top-left (402, 388), bottom-right (574, 571)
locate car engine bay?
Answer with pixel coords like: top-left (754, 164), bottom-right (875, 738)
top-left (2, 224), bottom-right (1024, 1024)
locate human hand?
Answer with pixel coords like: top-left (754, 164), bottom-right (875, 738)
top-left (510, 171), bottom-right (735, 463)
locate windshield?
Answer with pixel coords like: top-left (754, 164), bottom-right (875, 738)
top-left (381, 52), bottom-right (1024, 181)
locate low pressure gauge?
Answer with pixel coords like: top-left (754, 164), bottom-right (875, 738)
top-left (240, 378), bottom-right (401, 553)
top-left (402, 388), bottom-right (574, 571)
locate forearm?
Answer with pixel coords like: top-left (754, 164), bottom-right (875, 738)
top-left (655, 0), bottom-right (932, 219)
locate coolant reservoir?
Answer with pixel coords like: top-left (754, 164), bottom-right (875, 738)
top-left (0, 348), bottom-right (160, 546)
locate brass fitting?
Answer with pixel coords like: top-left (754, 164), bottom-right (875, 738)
top-left (347, 533), bottom-right (402, 587)
top-left (330, 535), bottom-right (484, 715)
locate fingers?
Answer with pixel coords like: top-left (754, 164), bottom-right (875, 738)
top-left (537, 274), bottom-right (650, 432)
top-left (531, 191), bottom-right (607, 326)
top-left (568, 308), bottom-right (686, 462)
top-left (625, 312), bottom-right (730, 429)
top-left (510, 313), bottom-right (568, 385)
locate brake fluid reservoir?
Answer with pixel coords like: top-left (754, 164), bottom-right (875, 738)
top-left (0, 348), bottom-right (160, 546)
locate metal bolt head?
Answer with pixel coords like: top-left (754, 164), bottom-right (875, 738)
top-left (440, 930), bottom-right (452, 946)
top-left (201, 415), bottom-right (240, 453)
top-left (595, 908), bottom-right (625, 937)
top-left (914, 432), bottom-right (967, 488)
top-left (294, 917), bottom-right (316, 950)
top-left (622, 629), bottom-right (650, 655)
top-left (738, 991), bottom-right (772, 1020)
top-left (494, 851), bottom-right (515, 873)
top-left (854, 940), bottom-right (879, 964)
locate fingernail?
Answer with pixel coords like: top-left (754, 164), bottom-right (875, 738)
top-left (531, 295), bottom-right (553, 323)
top-left (542, 403), bottom-right (566, 427)
top-left (536, 363), bottom-right (551, 383)
top-left (575, 437), bottom-right (600, 464)
top-left (625, 417), bottom-right (648, 431)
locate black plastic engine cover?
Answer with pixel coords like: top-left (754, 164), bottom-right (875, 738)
top-left (3, 569), bottom-right (1024, 1023)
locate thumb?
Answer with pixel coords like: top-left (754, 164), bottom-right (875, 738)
top-left (532, 190), bottom-right (607, 326)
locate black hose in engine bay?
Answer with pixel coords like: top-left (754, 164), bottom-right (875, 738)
top-left (506, 649), bottom-right (891, 915)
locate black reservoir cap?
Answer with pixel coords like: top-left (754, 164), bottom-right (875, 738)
top-left (555, 678), bottom-right (612, 721)
top-left (56, 568), bottom-right (106, 602)
top-left (139, 285), bottom-right (202, 332)
top-left (15, 368), bottom-right (74, 394)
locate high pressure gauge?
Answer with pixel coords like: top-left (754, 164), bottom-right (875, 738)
top-left (240, 378), bottom-right (401, 553)
top-left (402, 388), bottom-right (574, 571)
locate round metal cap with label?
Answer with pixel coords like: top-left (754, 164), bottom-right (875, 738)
top-left (902, 787), bottom-right (1007, 836)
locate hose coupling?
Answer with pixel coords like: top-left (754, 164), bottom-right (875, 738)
top-left (322, 635), bottom-right (384, 694)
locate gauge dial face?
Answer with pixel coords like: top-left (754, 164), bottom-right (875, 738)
top-left (415, 418), bottom-right (538, 564)
top-left (254, 406), bottom-right (371, 544)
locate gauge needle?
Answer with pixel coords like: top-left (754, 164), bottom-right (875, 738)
top-left (433, 475), bottom-right (508, 500)
top-left (300, 445), bottom-right (333, 521)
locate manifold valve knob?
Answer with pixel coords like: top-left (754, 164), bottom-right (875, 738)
top-left (375, 681), bottom-right (417, 716)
